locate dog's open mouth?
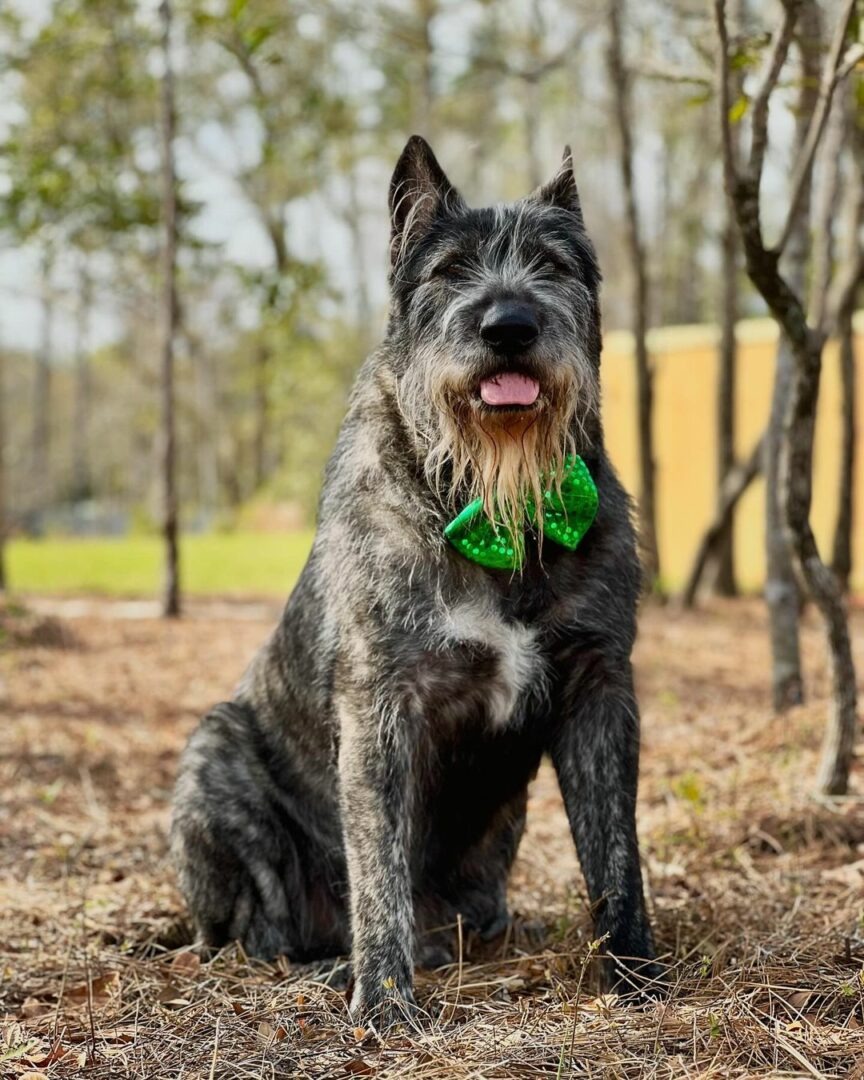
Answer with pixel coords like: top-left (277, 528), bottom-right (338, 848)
top-left (478, 371), bottom-right (540, 408)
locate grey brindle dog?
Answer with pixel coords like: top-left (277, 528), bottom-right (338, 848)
top-left (172, 136), bottom-right (660, 1025)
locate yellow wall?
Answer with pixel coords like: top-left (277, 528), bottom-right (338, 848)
top-left (600, 313), bottom-right (864, 592)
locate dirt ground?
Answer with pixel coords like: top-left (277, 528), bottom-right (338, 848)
top-left (2, 597), bottom-right (864, 1078)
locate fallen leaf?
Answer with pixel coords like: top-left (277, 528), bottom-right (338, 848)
top-left (353, 1026), bottom-right (367, 1042)
top-left (156, 985), bottom-right (191, 1008)
top-left (344, 1060), bottom-right (375, 1076)
top-left (785, 991), bottom-right (813, 1012)
top-left (170, 952), bottom-right (201, 978)
top-left (257, 1021), bottom-right (274, 1042)
top-left (27, 1041), bottom-right (85, 1068)
top-left (18, 999), bottom-right (52, 1020)
top-left (582, 993), bottom-right (619, 1013)
top-left (67, 971), bottom-right (120, 1005)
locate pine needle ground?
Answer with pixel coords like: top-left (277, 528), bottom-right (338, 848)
top-left (3, 598), bottom-right (864, 1078)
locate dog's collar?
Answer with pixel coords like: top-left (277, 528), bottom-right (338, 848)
top-left (443, 454), bottom-right (598, 570)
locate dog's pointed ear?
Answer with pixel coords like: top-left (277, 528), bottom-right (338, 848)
top-left (389, 135), bottom-right (465, 266)
top-left (534, 146), bottom-right (584, 222)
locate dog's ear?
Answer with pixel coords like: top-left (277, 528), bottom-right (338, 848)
top-left (389, 135), bottom-right (465, 266)
top-left (534, 146), bottom-right (584, 222)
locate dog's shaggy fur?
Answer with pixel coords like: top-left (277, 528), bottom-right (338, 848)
top-left (172, 136), bottom-right (659, 1026)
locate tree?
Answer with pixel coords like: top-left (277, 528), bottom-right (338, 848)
top-left (0, 0), bottom-right (159, 520)
top-left (714, 0), bottom-right (862, 793)
top-left (762, 4), bottom-right (823, 711)
top-left (827, 100), bottom-right (863, 593)
top-left (712, 0), bottom-right (745, 597)
top-left (606, 0), bottom-right (661, 590)
top-left (159, 0), bottom-right (180, 618)
top-left (185, 0), bottom-right (346, 491)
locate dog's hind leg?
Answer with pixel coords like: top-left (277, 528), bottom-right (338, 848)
top-left (417, 784), bottom-right (529, 965)
top-left (171, 701), bottom-right (348, 961)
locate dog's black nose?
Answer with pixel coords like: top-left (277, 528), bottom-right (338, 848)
top-left (479, 302), bottom-right (540, 354)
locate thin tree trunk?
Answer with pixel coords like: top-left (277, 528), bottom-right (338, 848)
top-left (713, 205), bottom-right (739, 596)
top-left (764, 10), bottom-right (821, 711)
top-left (253, 341), bottom-right (269, 490)
top-left (72, 268), bottom-right (93, 501)
top-left (0, 346), bottom-right (6, 593)
top-left (522, 0), bottom-right (544, 191)
top-left (159, 0), bottom-right (180, 618)
top-left (765, 336), bottom-right (804, 709)
top-left (413, 0), bottom-right (437, 138)
top-left (831, 309), bottom-right (857, 592)
top-left (344, 150), bottom-right (372, 343)
top-left (188, 331), bottom-right (219, 513)
top-left (31, 248), bottom-right (54, 523)
top-left (607, 0), bottom-right (660, 589)
top-left (785, 329), bottom-right (857, 795)
top-left (713, 0), bottom-right (743, 595)
top-left (829, 115), bottom-right (863, 593)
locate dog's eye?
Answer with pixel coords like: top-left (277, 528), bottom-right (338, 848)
top-left (536, 251), bottom-right (571, 274)
top-left (433, 259), bottom-right (469, 281)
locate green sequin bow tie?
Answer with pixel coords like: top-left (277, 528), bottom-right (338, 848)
top-left (443, 454), bottom-right (598, 570)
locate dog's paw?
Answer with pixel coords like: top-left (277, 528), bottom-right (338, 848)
top-left (348, 975), bottom-right (418, 1032)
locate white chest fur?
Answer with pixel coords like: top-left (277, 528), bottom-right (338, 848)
top-left (441, 600), bottom-right (545, 729)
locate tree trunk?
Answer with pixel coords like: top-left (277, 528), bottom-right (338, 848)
top-left (784, 328), bottom-right (857, 795)
top-left (344, 149), bottom-right (372, 343)
top-left (31, 249), bottom-right (54, 523)
top-left (829, 112), bottom-right (863, 594)
top-left (606, 0), bottom-right (660, 590)
top-left (72, 268), bottom-right (93, 501)
top-left (413, 0), bottom-right (437, 138)
top-left (831, 309), bottom-right (857, 593)
top-left (253, 340), bottom-right (269, 491)
top-left (765, 336), bottom-right (804, 709)
top-left (713, 206), bottom-right (739, 596)
top-left (188, 331), bottom-right (219, 514)
top-left (0, 347), bottom-right (6, 593)
top-left (159, 0), bottom-right (180, 618)
top-left (522, 0), bottom-right (544, 191)
top-left (764, 12), bottom-right (821, 711)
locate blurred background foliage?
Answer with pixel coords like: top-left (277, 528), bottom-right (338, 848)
top-left (0, 0), bottom-right (860, 593)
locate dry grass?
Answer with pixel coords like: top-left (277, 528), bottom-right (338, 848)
top-left (2, 597), bottom-right (864, 1078)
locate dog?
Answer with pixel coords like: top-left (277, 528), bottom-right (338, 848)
top-left (171, 135), bottom-right (659, 1026)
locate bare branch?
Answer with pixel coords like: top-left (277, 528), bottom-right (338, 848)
top-left (713, 0), bottom-right (739, 195)
top-left (807, 96), bottom-right (846, 329)
top-left (748, 2), bottom-right (800, 186)
top-left (681, 434), bottom-right (764, 609)
top-left (774, 0), bottom-right (860, 254)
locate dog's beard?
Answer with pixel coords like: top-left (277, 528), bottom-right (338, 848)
top-left (405, 356), bottom-right (594, 546)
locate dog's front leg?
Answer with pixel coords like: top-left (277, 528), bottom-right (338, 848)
top-left (550, 656), bottom-right (661, 994)
top-left (338, 695), bottom-right (416, 1026)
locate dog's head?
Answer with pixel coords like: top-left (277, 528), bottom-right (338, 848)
top-left (386, 135), bottom-right (602, 541)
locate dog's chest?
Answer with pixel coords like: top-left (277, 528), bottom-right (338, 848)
top-left (425, 600), bottom-right (545, 730)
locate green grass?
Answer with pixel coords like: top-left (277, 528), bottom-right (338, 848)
top-left (7, 532), bottom-right (315, 597)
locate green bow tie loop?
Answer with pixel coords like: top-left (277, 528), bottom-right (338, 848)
top-left (443, 454), bottom-right (598, 570)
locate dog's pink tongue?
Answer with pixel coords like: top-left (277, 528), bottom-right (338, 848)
top-left (480, 372), bottom-right (540, 406)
